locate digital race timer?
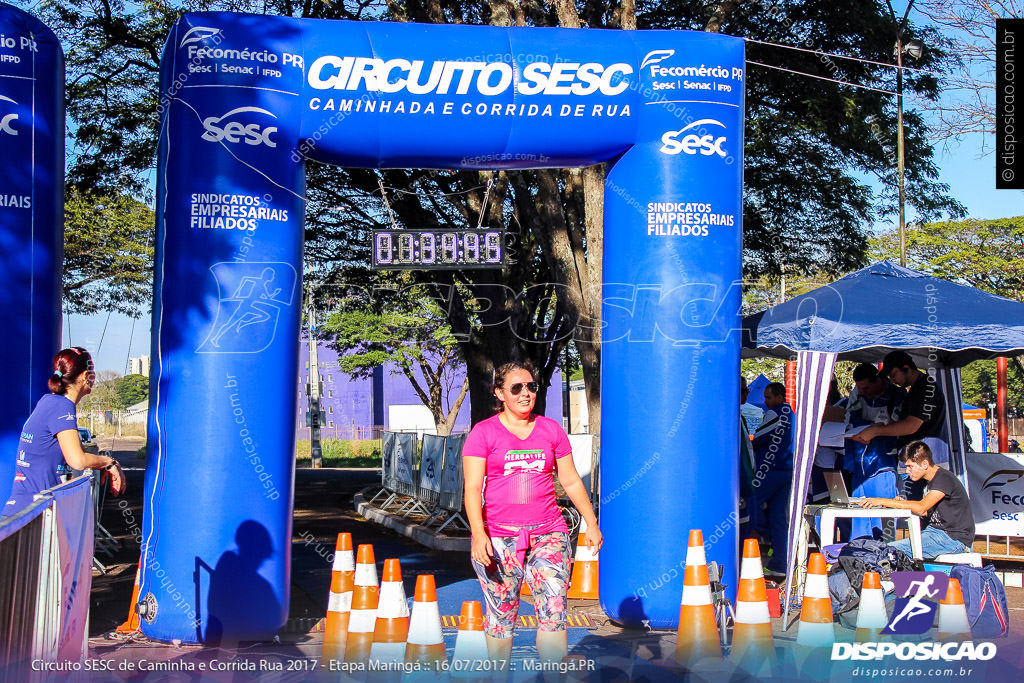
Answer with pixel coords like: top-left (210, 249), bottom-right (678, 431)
top-left (371, 229), bottom-right (505, 270)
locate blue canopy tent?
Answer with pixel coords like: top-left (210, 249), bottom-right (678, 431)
top-left (741, 261), bottom-right (1024, 623)
top-left (746, 373), bottom-right (770, 410)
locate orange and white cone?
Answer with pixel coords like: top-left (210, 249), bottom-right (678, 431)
top-left (345, 544), bottom-right (379, 663)
top-left (855, 571), bottom-right (887, 642)
top-left (370, 558), bottom-right (410, 665)
top-left (322, 533), bottom-right (355, 662)
top-left (405, 574), bottom-right (445, 665)
top-left (730, 538), bottom-right (775, 671)
top-left (937, 577), bottom-right (972, 640)
top-left (451, 601), bottom-right (489, 675)
top-left (674, 529), bottom-right (722, 666)
top-left (115, 562), bottom-right (142, 634)
top-left (567, 519), bottom-right (599, 600)
top-left (796, 553), bottom-right (835, 648)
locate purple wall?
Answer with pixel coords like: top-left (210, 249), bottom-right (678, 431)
top-left (296, 338), bottom-right (563, 438)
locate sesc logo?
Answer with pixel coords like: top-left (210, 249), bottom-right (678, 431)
top-left (201, 107), bottom-right (278, 147)
top-left (660, 119), bottom-right (727, 157)
top-left (0, 94), bottom-right (19, 136)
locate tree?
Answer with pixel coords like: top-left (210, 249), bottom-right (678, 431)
top-left (80, 370), bottom-right (124, 414)
top-left (959, 358), bottom-right (1024, 412)
top-left (63, 188), bottom-right (154, 316)
top-left (914, 0), bottom-right (1024, 141)
top-left (115, 374), bottom-right (149, 408)
top-left (871, 216), bottom-right (1024, 301)
top-left (321, 281), bottom-right (470, 436)
top-left (43, 0), bottom-right (967, 428)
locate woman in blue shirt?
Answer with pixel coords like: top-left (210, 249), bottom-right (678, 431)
top-left (4, 347), bottom-right (118, 518)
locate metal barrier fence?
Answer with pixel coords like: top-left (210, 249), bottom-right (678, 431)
top-left (367, 431), bottom-right (470, 531)
top-left (0, 475), bottom-right (94, 674)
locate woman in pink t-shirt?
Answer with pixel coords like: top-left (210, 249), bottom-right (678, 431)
top-left (463, 360), bottom-right (601, 664)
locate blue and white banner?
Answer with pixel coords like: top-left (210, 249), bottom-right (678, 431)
top-left (0, 2), bottom-right (64, 508)
top-left (968, 450), bottom-right (1024, 537)
top-left (419, 434), bottom-right (444, 494)
top-left (51, 476), bottom-right (94, 661)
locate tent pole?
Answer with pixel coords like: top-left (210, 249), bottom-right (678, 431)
top-left (997, 357), bottom-right (1009, 453)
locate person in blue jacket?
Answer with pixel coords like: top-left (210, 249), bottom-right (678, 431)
top-left (843, 362), bottom-right (905, 540)
top-left (3, 347), bottom-right (117, 519)
top-left (752, 382), bottom-right (794, 574)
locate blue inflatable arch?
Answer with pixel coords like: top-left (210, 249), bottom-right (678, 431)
top-left (0, 2), bottom-right (64, 508)
top-left (145, 13), bottom-right (744, 643)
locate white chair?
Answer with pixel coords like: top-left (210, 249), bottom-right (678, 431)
top-left (934, 552), bottom-right (983, 567)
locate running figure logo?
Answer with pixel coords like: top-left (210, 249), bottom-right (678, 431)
top-left (198, 262), bottom-right (296, 354)
top-left (882, 571), bottom-right (949, 635)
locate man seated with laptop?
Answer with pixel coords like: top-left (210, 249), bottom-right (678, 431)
top-left (857, 441), bottom-right (975, 560)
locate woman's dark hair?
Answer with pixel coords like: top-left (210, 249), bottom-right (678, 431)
top-left (491, 361), bottom-right (537, 413)
top-left (900, 440), bottom-right (934, 466)
top-left (48, 347), bottom-right (93, 395)
top-left (492, 360), bottom-right (537, 391)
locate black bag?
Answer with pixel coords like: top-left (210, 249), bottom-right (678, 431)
top-left (827, 537), bottom-right (917, 616)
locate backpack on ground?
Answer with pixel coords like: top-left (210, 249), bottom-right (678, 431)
top-left (826, 537), bottom-right (914, 617)
top-left (949, 564), bottom-right (1009, 638)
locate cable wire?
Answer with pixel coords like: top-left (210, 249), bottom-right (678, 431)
top-left (744, 37), bottom-right (945, 78)
top-left (747, 60), bottom-right (899, 95)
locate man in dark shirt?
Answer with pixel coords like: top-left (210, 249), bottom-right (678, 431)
top-left (860, 441), bottom-right (975, 559)
top-left (851, 350), bottom-right (948, 465)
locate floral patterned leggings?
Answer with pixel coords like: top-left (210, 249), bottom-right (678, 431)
top-left (471, 531), bottom-right (572, 638)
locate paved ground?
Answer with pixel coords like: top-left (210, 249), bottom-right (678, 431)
top-left (67, 439), bottom-right (1024, 681)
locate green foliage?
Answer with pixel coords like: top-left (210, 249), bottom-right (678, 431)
top-left (320, 278), bottom-right (470, 433)
top-left (871, 216), bottom-right (1024, 301)
top-left (81, 370), bottom-right (124, 412)
top-left (63, 188), bottom-right (154, 316)
top-left (959, 359), bottom-right (1024, 411)
top-left (295, 439), bottom-right (382, 468)
top-left (115, 374), bottom-right (149, 407)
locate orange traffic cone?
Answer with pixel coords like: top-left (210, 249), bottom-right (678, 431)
top-left (115, 562), bottom-right (142, 634)
top-left (370, 558), bottom-right (411, 664)
top-left (451, 601), bottom-right (489, 675)
top-left (674, 529), bottom-right (722, 666)
top-left (855, 571), bottom-right (887, 642)
top-left (323, 533), bottom-right (355, 661)
top-left (937, 578), bottom-right (971, 640)
top-left (567, 519), bottom-right (599, 600)
top-left (796, 553), bottom-right (834, 648)
top-left (405, 574), bottom-right (445, 665)
top-left (730, 538), bottom-right (775, 671)
top-left (345, 544), bottom-right (379, 663)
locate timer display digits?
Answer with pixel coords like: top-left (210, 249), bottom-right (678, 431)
top-left (372, 229), bottom-right (505, 270)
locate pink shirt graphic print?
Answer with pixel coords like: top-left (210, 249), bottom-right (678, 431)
top-left (463, 414), bottom-right (572, 529)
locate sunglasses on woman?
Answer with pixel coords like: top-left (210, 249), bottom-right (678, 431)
top-left (505, 381), bottom-right (539, 395)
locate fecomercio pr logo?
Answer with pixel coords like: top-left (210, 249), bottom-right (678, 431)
top-left (201, 107), bottom-right (278, 147)
top-left (179, 26), bottom-right (223, 48)
top-left (659, 119), bottom-right (727, 157)
top-left (0, 94), bottom-right (19, 135)
top-left (641, 49), bottom-right (675, 73)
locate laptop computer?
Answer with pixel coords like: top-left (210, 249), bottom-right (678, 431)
top-left (822, 471), bottom-right (866, 506)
